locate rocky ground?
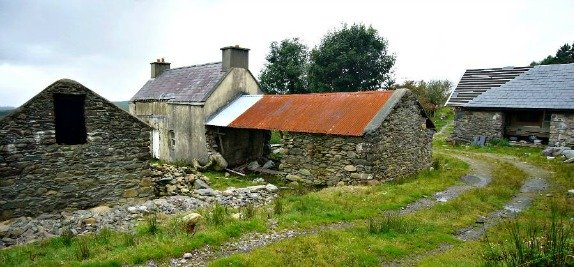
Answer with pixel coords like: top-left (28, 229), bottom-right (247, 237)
top-left (0, 163), bottom-right (279, 248)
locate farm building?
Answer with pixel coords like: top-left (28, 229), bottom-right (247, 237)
top-left (447, 63), bottom-right (574, 146)
top-left (129, 46), bottom-right (265, 166)
top-left (207, 89), bottom-right (435, 185)
top-left (0, 79), bottom-right (152, 220)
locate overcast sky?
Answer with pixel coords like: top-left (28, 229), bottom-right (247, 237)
top-left (0, 0), bottom-right (572, 106)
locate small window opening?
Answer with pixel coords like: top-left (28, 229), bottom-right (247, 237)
top-left (54, 94), bottom-right (87, 145)
top-left (169, 130), bottom-right (175, 149)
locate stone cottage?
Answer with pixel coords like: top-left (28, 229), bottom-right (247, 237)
top-left (0, 79), bottom-right (152, 220)
top-left (447, 63), bottom-right (574, 146)
top-left (207, 89), bottom-right (435, 186)
top-left (130, 46), bottom-right (265, 166)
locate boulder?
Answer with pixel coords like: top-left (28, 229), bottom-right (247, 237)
top-left (265, 184), bottom-right (279, 192)
top-left (344, 165), bottom-right (357, 172)
top-left (210, 153), bottom-right (228, 171)
top-left (262, 160), bottom-right (275, 169)
top-left (562, 149), bottom-right (574, 159)
top-left (247, 161), bottom-right (260, 171)
top-left (194, 179), bottom-right (210, 190)
top-left (181, 213), bottom-right (202, 225)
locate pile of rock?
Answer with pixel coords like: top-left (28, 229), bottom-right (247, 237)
top-left (0, 184), bottom-right (278, 248)
top-left (543, 146), bottom-right (574, 163)
top-left (150, 163), bottom-right (213, 196)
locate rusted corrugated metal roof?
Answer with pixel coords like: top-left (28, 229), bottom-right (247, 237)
top-left (228, 91), bottom-right (395, 136)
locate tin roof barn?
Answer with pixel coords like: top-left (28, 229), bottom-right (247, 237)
top-left (207, 89), bottom-right (435, 185)
top-left (447, 63), bottom-right (574, 146)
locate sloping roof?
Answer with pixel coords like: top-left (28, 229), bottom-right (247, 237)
top-left (466, 63), bottom-right (574, 109)
top-left (206, 89), bottom-right (430, 136)
top-left (446, 66), bottom-right (531, 106)
top-left (131, 62), bottom-right (226, 103)
top-left (206, 95), bottom-right (263, 127)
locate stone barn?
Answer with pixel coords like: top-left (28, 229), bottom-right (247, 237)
top-left (447, 63), bottom-right (574, 146)
top-left (0, 79), bottom-right (153, 220)
top-left (207, 89), bottom-right (435, 186)
top-left (129, 46), bottom-right (265, 166)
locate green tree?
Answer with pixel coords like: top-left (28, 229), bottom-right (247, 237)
top-left (308, 23), bottom-right (395, 92)
top-left (395, 79), bottom-right (452, 116)
top-left (531, 42), bottom-right (574, 66)
top-left (259, 38), bottom-right (309, 94)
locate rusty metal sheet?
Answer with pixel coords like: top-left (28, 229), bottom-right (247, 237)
top-left (229, 91), bottom-right (394, 136)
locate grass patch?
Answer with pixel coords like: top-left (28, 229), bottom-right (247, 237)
top-left (270, 131), bottom-right (282, 144)
top-left (432, 106), bottom-right (454, 131)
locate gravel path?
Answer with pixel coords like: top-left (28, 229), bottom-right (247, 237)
top-left (455, 153), bottom-right (550, 241)
top-left (399, 153), bottom-right (492, 215)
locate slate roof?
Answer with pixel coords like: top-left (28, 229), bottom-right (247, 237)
top-left (466, 63), bottom-right (574, 110)
top-left (130, 62), bottom-right (226, 103)
top-left (446, 66), bottom-right (532, 106)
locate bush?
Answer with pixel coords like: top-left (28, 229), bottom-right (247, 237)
top-left (60, 227), bottom-right (75, 247)
top-left (207, 203), bottom-right (229, 226)
top-left (489, 138), bottom-right (511, 147)
top-left (243, 204), bottom-right (256, 220)
top-left (483, 208), bottom-right (573, 266)
top-left (273, 198), bottom-right (284, 215)
top-left (142, 213), bottom-right (160, 235)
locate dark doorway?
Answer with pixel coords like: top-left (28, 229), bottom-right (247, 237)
top-left (54, 94), bottom-right (87, 144)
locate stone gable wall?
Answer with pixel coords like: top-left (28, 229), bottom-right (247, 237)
top-left (549, 113), bottom-right (574, 146)
top-left (278, 93), bottom-right (433, 186)
top-left (0, 80), bottom-right (152, 220)
top-left (451, 108), bottom-right (504, 143)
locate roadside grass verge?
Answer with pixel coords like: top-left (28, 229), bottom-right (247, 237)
top-left (209, 158), bottom-right (529, 266)
top-left (0, 154), bottom-right (467, 266)
top-left (431, 106), bottom-right (454, 131)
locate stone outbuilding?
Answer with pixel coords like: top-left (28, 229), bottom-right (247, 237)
top-left (0, 79), bottom-right (153, 220)
top-left (130, 46), bottom-right (265, 166)
top-left (207, 89), bottom-right (435, 186)
top-left (447, 63), bottom-right (574, 146)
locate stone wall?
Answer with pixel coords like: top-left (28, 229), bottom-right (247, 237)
top-left (451, 108), bottom-right (504, 143)
top-left (549, 113), bottom-right (574, 146)
top-left (278, 92), bottom-right (433, 186)
top-left (0, 79), bottom-right (153, 220)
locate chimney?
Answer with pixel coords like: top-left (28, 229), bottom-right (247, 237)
top-left (150, 58), bottom-right (170, 78)
top-left (221, 45), bottom-right (249, 72)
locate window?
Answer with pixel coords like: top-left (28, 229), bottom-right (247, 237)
top-left (168, 130), bottom-right (175, 149)
top-left (54, 94), bottom-right (87, 145)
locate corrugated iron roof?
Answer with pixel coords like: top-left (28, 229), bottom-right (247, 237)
top-left (228, 91), bottom-right (395, 136)
top-left (205, 95), bottom-right (263, 126)
top-left (130, 62), bottom-right (226, 103)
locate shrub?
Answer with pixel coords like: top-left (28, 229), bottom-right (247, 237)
top-left (95, 227), bottom-right (112, 244)
top-left (143, 213), bottom-right (160, 235)
top-left (207, 203), bottom-right (228, 226)
top-left (122, 233), bottom-right (137, 247)
top-left (489, 138), bottom-right (510, 147)
top-left (483, 208), bottom-right (573, 266)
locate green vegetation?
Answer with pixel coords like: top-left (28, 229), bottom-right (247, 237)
top-left (396, 80), bottom-right (453, 117)
top-left (259, 38), bottom-right (309, 94)
top-left (0, 155), bottom-right (468, 266)
top-left (531, 42), bottom-right (574, 66)
top-left (210, 158), bottom-right (529, 266)
top-left (270, 131), bottom-right (282, 144)
top-left (432, 106), bottom-right (454, 131)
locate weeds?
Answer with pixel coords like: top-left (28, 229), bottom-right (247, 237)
top-left (142, 213), bottom-right (160, 235)
top-left (95, 227), bottom-right (112, 244)
top-left (483, 207), bottom-right (573, 266)
top-left (243, 204), bottom-right (256, 220)
top-left (75, 238), bottom-right (90, 261)
top-left (60, 227), bottom-right (75, 247)
top-left (368, 213), bottom-right (417, 235)
top-left (489, 138), bottom-right (511, 147)
top-left (122, 233), bottom-right (137, 247)
top-left (207, 203), bottom-right (228, 226)
top-left (273, 198), bottom-right (284, 215)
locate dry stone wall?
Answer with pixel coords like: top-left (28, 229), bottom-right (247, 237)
top-left (0, 79), bottom-right (153, 220)
top-left (279, 93), bottom-right (433, 186)
top-left (451, 108), bottom-right (504, 143)
top-left (550, 113), bottom-right (574, 146)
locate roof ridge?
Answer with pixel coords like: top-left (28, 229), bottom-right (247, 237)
top-left (266, 90), bottom-right (392, 97)
top-left (169, 61), bottom-right (222, 70)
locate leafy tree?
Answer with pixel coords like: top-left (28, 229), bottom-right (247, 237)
top-left (531, 42), bottom-right (574, 66)
top-left (308, 23), bottom-right (395, 92)
top-left (394, 79), bottom-right (452, 116)
top-left (259, 38), bottom-right (309, 94)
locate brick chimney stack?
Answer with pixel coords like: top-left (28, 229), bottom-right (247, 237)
top-left (221, 45), bottom-right (249, 72)
top-left (150, 58), bottom-right (170, 79)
